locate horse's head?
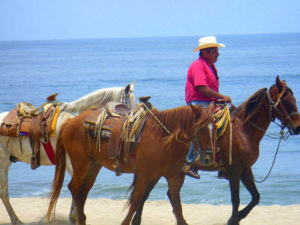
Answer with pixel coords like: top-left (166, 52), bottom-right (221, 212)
top-left (190, 103), bottom-right (215, 152)
top-left (269, 76), bottom-right (300, 135)
top-left (124, 81), bottom-right (136, 110)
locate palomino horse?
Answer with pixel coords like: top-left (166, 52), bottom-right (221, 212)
top-left (46, 103), bottom-right (215, 225)
top-left (0, 82), bottom-right (135, 225)
top-left (127, 76), bottom-right (300, 225)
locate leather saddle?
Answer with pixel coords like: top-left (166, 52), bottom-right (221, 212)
top-left (85, 102), bottom-right (131, 158)
top-left (84, 100), bottom-right (150, 175)
top-left (0, 94), bottom-right (60, 169)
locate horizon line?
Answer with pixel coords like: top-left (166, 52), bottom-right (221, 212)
top-left (1, 31), bottom-right (299, 43)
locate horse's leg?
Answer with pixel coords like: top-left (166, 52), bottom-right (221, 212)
top-left (68, 199), bottom-right (77, 224)
top-left (68, 159), bottom-right (101, 225)
top-left (65, 156), bottom-right (77, 224)
top-left (166, 173), bottom-right (187, 225)
top-left (131, 178), bottom-right (159, 225)
top-left (0, 152), bottom-right (22, 225)
top-left (238, 168), bottom-right (260, 220)
top-left (121, 176), bottom-right (150, 225)
top-left (227, 170), bottom-right (242, 225)
top-left (166, 172), bottom-right (185, 213)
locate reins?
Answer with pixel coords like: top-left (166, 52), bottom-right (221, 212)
top-left (141, 103), bottom-right (213, 147)
top-left (140, 102), bottom-right (186, 145)
top-left (248, 88), bottom-right (292, 183)
top-left (140, 102), bottom-right (172, 136)
top-left (252, 129), bottom-right (285, 183)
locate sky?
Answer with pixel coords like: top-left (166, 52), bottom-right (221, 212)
top-left (0, 0), bottom-right (300, 41)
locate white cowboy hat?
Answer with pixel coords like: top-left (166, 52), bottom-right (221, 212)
top-left (193, 36), bottom-right (225, 52)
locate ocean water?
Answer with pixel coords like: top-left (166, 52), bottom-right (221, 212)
top-left (0, 33), bottom-right (300, 206)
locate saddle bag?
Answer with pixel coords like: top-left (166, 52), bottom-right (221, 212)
top-left (0, 108), bottom-right (19, 136)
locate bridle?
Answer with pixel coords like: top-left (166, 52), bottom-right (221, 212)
top-left (266, 86), bottom-right (297, 134)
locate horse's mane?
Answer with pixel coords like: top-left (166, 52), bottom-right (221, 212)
top-left (153, 105), bottom-right (194, 136)
top-left (61, 87), bottom-right (134, 114)
top-left (150, 105), bottom-right (211, 146)
top-left (233, 88), bottom-right (268, 123)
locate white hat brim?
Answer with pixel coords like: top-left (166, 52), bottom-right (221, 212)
top-left (193, 43), bottom-right (225, 52)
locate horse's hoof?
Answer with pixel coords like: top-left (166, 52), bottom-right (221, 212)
top-left (131, 216), bottom-right (141, 225)
top-left (12, 219), bottom-right (23, 225)
top-left (227, 217), bottom-right (240, 225)
top-left (69, 216), bottom-right (76, 224)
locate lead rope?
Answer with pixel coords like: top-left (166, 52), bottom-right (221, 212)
top-left (253, 129), bottom-right (285, 183)
top-left (140, 102), bottom-right (171, 135)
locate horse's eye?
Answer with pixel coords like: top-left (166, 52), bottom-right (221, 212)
top-left (282, 99), bottom-right (297, 113)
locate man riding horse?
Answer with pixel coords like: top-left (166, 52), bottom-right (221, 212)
top-left (184, 36), bottom-right (232, 179)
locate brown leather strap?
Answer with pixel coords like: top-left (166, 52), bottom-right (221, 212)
top-left (108, 116), bottom-right (127, 159)
top-left (28, 117), bottom-right (41, 169)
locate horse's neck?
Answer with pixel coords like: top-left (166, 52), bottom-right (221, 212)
top-left (155, 107), bottom-right (194, 140)
top-left (61, 88), bottom-right (123, 114)
top-left (244, 99), bottom-right (271, 142)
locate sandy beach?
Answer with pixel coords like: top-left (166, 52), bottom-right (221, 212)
top-left (0, 198), bottom-right (299, 225)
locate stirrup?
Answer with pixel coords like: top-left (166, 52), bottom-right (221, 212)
top-left (113, 161), bottom-right (122, 176)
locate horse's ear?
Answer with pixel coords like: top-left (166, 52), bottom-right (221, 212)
top-left (207, 101), bottom-right (214, 113)
top-left (189, 103), bottom-right (202, 119)
top-left (276, 75), bottom-right (284, 92)
top-left (125, 81), bottom-right (135, 94)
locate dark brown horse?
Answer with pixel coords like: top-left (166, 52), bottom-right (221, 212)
top-left (116, 76), bottom-right (300, 225)
top-left (215, 76), bottom-right (300, 225)
top-left (47, 103), bottom-right (215, 225)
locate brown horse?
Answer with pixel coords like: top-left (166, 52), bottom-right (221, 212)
top-left (111, 76), bottom-right (300, 225)
top-left (47, 102), bottom-right (215, 225)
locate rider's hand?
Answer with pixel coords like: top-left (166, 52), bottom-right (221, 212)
top-left (224, 96), bottom-right (232, 103)
top-left (218, 96), bottom-right (232, 103)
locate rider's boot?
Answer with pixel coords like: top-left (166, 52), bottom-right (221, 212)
top-left (183, 163), bottom-right (200, 179)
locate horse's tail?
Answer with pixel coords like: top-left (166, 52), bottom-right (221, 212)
top-left (126, 174), bottom-right (137, 208)
top-left (47, 124), bottom-right (67, 222)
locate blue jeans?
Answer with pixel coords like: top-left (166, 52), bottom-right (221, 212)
top-left (186, 101), bottom-right (211, 163)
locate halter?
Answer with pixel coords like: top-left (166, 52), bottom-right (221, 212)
top-left (192, 118), bottom-right (214, 155)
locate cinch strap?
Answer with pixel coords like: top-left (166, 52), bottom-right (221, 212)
top-left (42, 141), bottom-right (55, 164)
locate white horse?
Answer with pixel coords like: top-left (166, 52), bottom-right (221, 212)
top-left (0, 82), bottom-right (136, 225)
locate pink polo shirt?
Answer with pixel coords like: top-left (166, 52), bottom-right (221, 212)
top-left (185, 56), bottom-right (219, 103)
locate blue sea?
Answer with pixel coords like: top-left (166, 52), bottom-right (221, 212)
top-left (0, 33), bottom-right (299, 206)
